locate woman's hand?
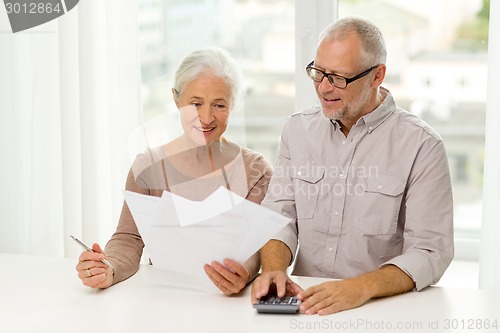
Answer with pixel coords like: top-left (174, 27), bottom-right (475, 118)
top-left (75, 243), bottom-right (114, 289)
top-left (204, 259), bottom-right (250, 295)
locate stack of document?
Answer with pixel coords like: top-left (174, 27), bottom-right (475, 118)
top-left (123, 187), bottom-right (290, 292)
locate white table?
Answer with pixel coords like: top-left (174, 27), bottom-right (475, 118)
top-left (1, 253), bottom-right (499, 333)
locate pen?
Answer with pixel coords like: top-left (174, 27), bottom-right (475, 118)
top-left (70, 235), bottom-right (114, 269)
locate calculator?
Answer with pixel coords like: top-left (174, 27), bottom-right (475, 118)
top-left (253, 295), bottom-right (301, 314)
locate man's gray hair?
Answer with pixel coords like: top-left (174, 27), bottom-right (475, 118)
top-left (319, 16), bottom-right (387, 68)
top-left (173, 47), bottom-right (244, 111)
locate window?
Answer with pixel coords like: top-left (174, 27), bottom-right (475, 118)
top-left (451, 154), bottom-right (469, 183)
top-left (137, 0), bottom-right (295, 162)
top-left (137, 0), bottom-right (489, 260)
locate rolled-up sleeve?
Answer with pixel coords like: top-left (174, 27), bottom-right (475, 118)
top-left (383, 139), bottom-right (454, 290)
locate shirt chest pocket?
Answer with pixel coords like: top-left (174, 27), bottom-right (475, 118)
top-left (291, 168), bottom-right (325, 219)
top-left (354, 174), bottom-right (406, 235)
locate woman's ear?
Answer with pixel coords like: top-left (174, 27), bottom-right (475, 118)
top-left (171, 88), bottom-right (180, 108)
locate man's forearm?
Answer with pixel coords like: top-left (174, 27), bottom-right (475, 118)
top-left (357, 265), bottom-right (415, 299)
top-left (260, 240), bottom-right (292, 272)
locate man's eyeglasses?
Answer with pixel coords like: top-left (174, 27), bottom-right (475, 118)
top-left (305, 61), bottom-right (379, 89)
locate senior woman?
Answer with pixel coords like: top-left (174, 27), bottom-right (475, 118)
top-left (75, 47), bottom-right (273, 294)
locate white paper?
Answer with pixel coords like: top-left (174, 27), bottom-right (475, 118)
top-left (123, 187), bottom-right (290, 292)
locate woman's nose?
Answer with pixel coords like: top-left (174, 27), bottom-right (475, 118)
top-left (197, 105), bottom-right (214, 124)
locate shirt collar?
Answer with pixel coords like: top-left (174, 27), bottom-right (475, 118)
top-left (355, 87), bottom-right (396, 133)
top-left (329, 118), bottom-right (340, 130)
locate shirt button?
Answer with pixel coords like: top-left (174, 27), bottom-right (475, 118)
top-left (297, 171), bottom-right (302, 176)
top-left (342, 140), bottom-right (346, 144)
top-left (368, 126), bottom-right (373, 131)
top-left (328, 247), bottom-right (333, 252)
top-left (335, 211), bottom-right (340, 216)
top-left (339, 173), bottom-right (344, 179)
top-left (377, 185), bottom-right (382, 190)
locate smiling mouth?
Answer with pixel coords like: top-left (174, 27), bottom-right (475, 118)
top-left (323, 97), bottom-right (340, 102)
top-left (194, 126), bottom-right (215, 133)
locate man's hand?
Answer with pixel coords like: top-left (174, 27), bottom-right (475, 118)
top-left (297, 265), bottom-right (415, 315)
top-left (204, 259), bottom-right (250, 295)
top-left (297, 279), bottom-right (370, 315)
top-left (251, 270), bottom-right (303, 304)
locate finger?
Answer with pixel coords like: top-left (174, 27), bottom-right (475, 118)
top-left (78, 250), bottom-right (105, 263)
top-left (250, 278), bottom-right (261, 303)
top-left (83, 272), bottom-right (108, 288)
top-left (94, 266), bottom-right (114, 289)
top-left (77, 266), bottom-right (108, 280)
top-left (75, 258), bottom-right (108, 283)
top-left (80, 266), bottom-right (113, 289)
top-left (204, 264), bottom-right (227, 286)
top-left (305, 295), bottom-right (338, 315)
top-left (76, 258), bottom-right (108, 273)
top-left (251, 275), bottom-right (270, 302)
top-left (210, 261), bottom-right (237, 282)
top-left (297, 284), bottom-right (320, 300)
top-left (92, 243), bottom-right (105, 254)
top-left (286, 280), bottom-right (304, 296)
top-left (212, 261), bottom-right (247, 290)
top-left (256, 273), bottom-right (274, 299)
top-left (299, 289), bottom-right (330, 315)
top-left (222, 259), bottom-right (248, 278)
top-left (210, 262), bottom-right (246, 293)
top-left (274, 273), bottom-right (291, 298)
top-left (317, 303), bottom-right (342, 316)
top-left (204, 264), bottom-right (233, 294)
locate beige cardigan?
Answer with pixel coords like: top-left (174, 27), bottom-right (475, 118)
top-left (105, 142), bottom-right (273, 285)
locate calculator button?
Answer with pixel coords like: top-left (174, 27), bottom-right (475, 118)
top-left (253, 295), bottom-right (301, 314)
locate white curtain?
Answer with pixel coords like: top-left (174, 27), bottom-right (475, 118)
top-left (479, 0), bottom-right (500, 290)
top-left (0, 0), bottom-right (141, 259)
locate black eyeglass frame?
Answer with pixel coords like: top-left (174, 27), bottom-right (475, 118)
top-left (305, 61), bottom-right (379, 89)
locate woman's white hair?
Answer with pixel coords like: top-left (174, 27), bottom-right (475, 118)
top-left (172, 47), bottom-right (244, 111)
